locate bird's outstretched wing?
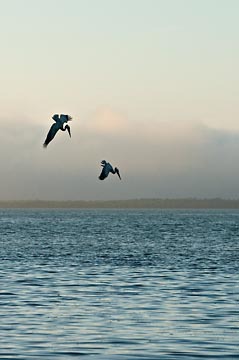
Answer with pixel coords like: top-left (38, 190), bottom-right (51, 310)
top-left (52, 114), bottom-right (60, 122)
top-left (99, 166), bottom-right (109, 180)
top-left (43, 123), bottom-right (60, 148)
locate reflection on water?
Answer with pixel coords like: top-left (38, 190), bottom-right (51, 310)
top-left (0, 209), bottom-right (239, 359)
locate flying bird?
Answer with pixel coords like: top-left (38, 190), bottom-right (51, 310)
top-left (99, 160), bottom-right (121, 180)
top-left (43, 114), bottom-right (72, 148)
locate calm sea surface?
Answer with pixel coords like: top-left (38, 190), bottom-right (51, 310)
top-left (0, 209), bottom-right (238, 359)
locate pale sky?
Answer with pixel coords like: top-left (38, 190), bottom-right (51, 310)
top-left (1, 0), bottom-right (239, 200)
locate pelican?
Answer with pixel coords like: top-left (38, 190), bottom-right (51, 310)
top-left (43, 114), bottom-right (72, 147)
top-left (99, 160), bottom-right (121, 180)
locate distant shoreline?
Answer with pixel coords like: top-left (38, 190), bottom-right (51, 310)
top-left (1, 198), bottom-right (239, 209)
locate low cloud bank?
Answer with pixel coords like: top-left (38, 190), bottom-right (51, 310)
top-left (1, 110), bottom-right (239, 200)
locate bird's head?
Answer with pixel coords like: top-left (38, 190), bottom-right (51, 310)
top-left (101, 160), bottom-right (107, 165)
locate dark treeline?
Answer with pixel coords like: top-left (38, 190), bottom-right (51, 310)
top-left (1, 198), bottom-right (239, 209)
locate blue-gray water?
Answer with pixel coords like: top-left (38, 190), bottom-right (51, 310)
top-left (0, 209), bottom-right (238, 359)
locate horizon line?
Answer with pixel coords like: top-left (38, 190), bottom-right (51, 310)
top-left (1, 198), bottom-right (239, 209)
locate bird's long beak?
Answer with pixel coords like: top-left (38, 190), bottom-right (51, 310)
top-left (67, 125), bottom-right (71, 137)
top-left (116, 168), bottom-right (121, 180)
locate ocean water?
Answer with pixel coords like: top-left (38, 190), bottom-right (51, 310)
top-left (0, 209), bottom-right (238, 359)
